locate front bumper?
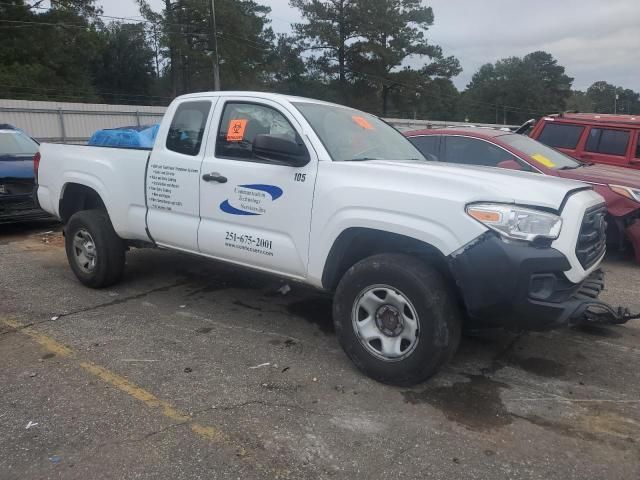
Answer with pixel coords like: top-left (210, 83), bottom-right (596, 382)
top-left (449, 233), bottom-right (609, 331)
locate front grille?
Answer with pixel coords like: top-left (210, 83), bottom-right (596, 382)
top-left (575, 204), bottom-right (607, 269)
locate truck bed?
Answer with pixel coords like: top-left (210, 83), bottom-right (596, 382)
top-left (36, 143), bottom-right (151, 241)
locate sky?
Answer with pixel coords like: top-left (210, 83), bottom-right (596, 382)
top-left (104, 0), bottom-right (640, 92)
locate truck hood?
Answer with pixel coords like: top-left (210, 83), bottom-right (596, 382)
top-left (0, 155), bottom-right (34, 180)
top-left (556, 163), bottom-right (640, 188)
top-left (365, 160), bottom-right (590, 211)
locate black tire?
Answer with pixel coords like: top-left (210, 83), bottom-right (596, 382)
top-left (333, 253), bottom-right (461, 386)
top-left (64, 209), bottom-right (125, 288)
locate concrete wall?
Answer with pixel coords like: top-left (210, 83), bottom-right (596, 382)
top-left (0, 99), bottom-right (166, 144)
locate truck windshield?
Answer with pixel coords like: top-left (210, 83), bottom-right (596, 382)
top-left (500, 133), bottom-right (583, 170)
top-left (292, 102), bottom-right (424, 162)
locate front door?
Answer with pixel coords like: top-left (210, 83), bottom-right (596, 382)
top-left (197, 98), bottom-right (318, 278)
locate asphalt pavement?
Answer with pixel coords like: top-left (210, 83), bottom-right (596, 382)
top-left (1, 222), bottom-right (639, 479)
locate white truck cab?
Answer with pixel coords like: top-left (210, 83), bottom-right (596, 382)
top-left (35, 92), bottom-right (609, 385)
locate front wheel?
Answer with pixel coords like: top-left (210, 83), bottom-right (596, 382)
top-left (64, 209), bottom-right (125, 288)
top-left (333, 253), bottom-right (461, 386)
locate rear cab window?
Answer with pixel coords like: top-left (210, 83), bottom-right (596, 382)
top-left (585, 128), bottom-right (630, 156)
top-left (166, 101), bottom-right (212, 156)
top-left (537, 123), bottom-right (585, 149)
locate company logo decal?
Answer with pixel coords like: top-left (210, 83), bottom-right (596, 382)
top-left (220, 184), bottom-right (283, 216)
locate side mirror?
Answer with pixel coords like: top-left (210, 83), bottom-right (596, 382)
top-left (252, 134), bottom-right (310, 167)
top-left (497, 159), bottom-right (523, 170)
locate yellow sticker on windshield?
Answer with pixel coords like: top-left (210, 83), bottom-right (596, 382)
top-left (531, 153), bottom-right (556, 168)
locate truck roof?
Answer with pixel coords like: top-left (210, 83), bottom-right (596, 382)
top-left (178, 91), bottom-right (345, 107)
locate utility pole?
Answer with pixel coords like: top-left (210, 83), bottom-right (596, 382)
top-left (615, 93), bottom-right (619, 114)
top-left (210, 0), bottom-right (221, 91)
top-left (165, 0), bottom-right (178, 97)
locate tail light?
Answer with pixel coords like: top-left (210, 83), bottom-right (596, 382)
top-left (33, 151), bottom-right (41, 181)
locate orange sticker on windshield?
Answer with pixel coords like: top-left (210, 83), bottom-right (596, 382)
top-left (227, 119), bottom-right (247, 142)
top-left (352, 115), bottom-right (374, 130)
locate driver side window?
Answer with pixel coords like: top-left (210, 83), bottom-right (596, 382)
top-left (216, 102), bottom-right (298, 161)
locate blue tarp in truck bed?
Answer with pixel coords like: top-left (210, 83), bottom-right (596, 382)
top-left (88, 124), bottom-right (159, 149)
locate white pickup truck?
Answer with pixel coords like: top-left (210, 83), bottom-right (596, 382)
top-left (36, 91), bottom-right (610, 385)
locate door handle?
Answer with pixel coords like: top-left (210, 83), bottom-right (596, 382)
top-left (202, 172), bottom-right (227, 183)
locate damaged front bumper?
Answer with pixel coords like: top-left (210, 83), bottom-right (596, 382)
top-left (448, 233), bottom-right (636, 331)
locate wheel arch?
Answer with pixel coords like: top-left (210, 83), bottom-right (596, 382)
top-left (321, 227), bottom-right (455, 293)
top-left (59, 182), bottom-right (108, 224)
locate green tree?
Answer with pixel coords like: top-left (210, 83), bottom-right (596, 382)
top-left (348, 0), bottom-right (460, 114)
top-left (264, 34), bottom-right (324, 96)
top-left (586, 81), bottom-right (617, 113)
top-left (0, 0), bottom-right (102, 101)
top-left (140, 0), bottom-right (275, 97)
top-left (586, 81), bottom-right (640, 114)
top-left (566, 90), bottom-right (594, 112)
top-left (462, 51), bottom-right (573, 124)
top-left (91, 23), bottom-right (157, 103)
top-left (616, 88), bottom-right (640, 114)
top-left (289, 0), bottom-right (359, 97)
top-left (291, 0), bottom-right (460, 114)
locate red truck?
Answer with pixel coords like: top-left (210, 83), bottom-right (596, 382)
top-left (529, 113), bottom-right (640, 170)
top-left (404, 127), bottom-right (640, 262)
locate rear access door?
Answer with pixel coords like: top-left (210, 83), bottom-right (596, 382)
top-left (145, 98), bottom-right (217, 251)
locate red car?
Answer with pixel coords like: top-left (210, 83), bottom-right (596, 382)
top-left (404, 127), bottom-right (640, 262)
top-left (529, 113), bottom-right (640, 170)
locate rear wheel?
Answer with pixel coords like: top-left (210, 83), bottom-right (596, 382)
top-left (64, 209), bottom-right (125, 288)
top-left (333, 253), bottom-right (461, 386)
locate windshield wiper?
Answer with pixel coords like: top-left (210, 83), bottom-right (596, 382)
top-left (558, 164), bottom-right (584, 170)
top-left (345, 157), bottom-right (379, 162)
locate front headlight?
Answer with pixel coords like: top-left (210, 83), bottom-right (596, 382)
top-left (466, 203), bottom-right (562, 242)
top-left (609, 184), bottom-right (640, 203)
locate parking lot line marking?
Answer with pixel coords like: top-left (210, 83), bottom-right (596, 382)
top-left (0, 317), bottom-right (286, 476)
top-left (78, 361), bottom-right (193, 423)
top-left (1, 318), bottom-right (73, 358)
